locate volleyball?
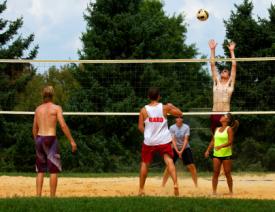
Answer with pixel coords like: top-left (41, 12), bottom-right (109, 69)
top-left (197, 9), bottom-right (209, 21)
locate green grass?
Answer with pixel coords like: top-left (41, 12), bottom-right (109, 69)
top-left (0, 197), bottom-right (274, 212)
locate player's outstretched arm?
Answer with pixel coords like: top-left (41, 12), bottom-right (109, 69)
top-left (228, 41), bottom-right (237, 86)
top-left (208, 39), bottom-right (218, 83)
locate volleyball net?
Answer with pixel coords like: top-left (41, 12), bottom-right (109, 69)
top-left (1, 58), bottom-right (275, 173)
top-left (0, 57), bottom-right (275, 115)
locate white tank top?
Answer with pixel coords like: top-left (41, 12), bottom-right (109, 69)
top-left (213, 78), bottom-right (234, 112)
top-left (143, 103), bottom-right (172, 146)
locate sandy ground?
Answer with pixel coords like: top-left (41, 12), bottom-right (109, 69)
top-left (0, 174), bottom-right (275, 199)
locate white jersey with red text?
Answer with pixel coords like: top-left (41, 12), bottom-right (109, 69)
top-left (144, 103), bottom-right (172, 146)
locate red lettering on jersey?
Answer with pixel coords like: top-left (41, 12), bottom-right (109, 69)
top-left (149, 117), bottom-right (164, 122)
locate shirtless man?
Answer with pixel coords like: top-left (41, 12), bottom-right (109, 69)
top-left (32, 86), bottom-right (77, 197)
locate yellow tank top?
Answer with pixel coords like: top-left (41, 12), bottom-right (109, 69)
top-left (213, 126), bottom-right (232, 157)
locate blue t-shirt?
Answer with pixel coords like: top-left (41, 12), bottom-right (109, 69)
top-left (169, 124), bottom-right (190, 150)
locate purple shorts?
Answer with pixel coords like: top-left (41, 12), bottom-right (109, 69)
top-left (35, 135), bottom-right (62, 173)
top-left (210, 114), bottom-right (223, 135)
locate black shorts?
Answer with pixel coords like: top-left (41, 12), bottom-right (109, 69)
top-left (173, 148), bottom-right (194, 166)
top-left (212, 155), bottom-right (232, 161)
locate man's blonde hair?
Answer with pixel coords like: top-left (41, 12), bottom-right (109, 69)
top-left (43, 86), bottom-right (54, 102)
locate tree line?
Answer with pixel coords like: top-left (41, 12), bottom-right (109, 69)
top-left (0, 0), bottom-right (275, 172)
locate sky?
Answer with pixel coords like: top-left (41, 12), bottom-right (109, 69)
top-left (2, 0), bottom-right (275, 60)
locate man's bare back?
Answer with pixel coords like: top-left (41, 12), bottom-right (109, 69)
top-left (33, 100), bottom-right (76, 152)
top-left (34, 102), bottom-right (60, 136)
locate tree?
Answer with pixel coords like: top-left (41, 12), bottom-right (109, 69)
top-left (66, 0), bottom-right (211, 172)
top-left (76, 0), bottom-right (210, 111)
top-left (223, 0), bottom-right (275, 170)
top-left (14, 65), bottom-right (80, 111)
top-left (0, 0), bottom-right (38, 171)
top-left (223, 0), bottom-right (275, 111)
top-left (0, 0), bottom-right (38, 110)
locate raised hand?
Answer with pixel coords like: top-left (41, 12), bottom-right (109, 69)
top-left (227, 41), bottom-right (236, 52)
top-left (208, 39), bottom-right (217, 49)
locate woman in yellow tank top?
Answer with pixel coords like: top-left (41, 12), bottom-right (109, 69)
top-left (205, 113), bottom-right (238, 195)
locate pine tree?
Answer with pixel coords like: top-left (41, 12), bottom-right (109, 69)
top-left (0, 0), bottom-right (38, 110)
top-left (0, 0), bottom-right (38, 171)
top-left (223, 0), bottom-right (275, 171)
top-left (223, 0), bottom-right (275, 111)
top-left (76, 0), bottom-right (209, 112)
top-left (66, 0), bottom-right (211, 172)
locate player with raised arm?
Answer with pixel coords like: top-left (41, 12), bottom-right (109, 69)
top-left (138, 87), bottom-right (182, 196)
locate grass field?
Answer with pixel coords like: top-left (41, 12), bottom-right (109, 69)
top-left (0, 197), bottom-right (275, 212)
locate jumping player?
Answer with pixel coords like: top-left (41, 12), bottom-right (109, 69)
top-left (138, 87), bottom-right (182, 196)
top-left (32, 86), bottom-right (77, 197)
top-left (209, 39), bottom-right (237, 136)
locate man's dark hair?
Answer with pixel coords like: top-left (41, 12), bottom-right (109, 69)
top-left (148, 87), bottom-right (160, 100)
top-left (216, 62), bottom-right (231, 74)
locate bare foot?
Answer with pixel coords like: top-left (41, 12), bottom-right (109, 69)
top-left (174, 186), bottom-right (179, 196)
top-left (138, 190), bottom-right (145, 196)
top-left (224, 192), bottom-right (233, 196)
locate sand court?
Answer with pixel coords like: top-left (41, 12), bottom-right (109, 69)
top-left (0, 174), bottom-right (274, 199)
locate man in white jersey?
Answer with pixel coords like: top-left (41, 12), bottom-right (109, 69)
top-left (138, 87), bottom-right (182, 196)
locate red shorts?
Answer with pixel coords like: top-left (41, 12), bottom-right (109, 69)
top-left (141, 143), bottom-right (174, 164)
top-left (210, 114), bottom-right (223, 135)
